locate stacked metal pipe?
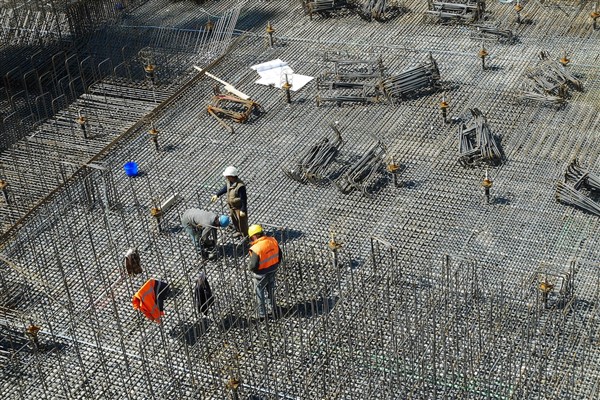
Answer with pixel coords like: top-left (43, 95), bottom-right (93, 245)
top-left (457, 108), bottom-right (502, 167)
top-left (556, 159), bottom-right (600, 216)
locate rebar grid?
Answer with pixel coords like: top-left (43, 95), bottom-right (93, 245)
top-left (1, 0), bottom-right (600, 398)
top-left (0, 2), bottom-right (243, 233)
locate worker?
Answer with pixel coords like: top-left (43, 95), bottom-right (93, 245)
top-left (211, 166), bottom-right (248, 239)
top-left (247, 224), bottom-right (281, 319)
top-left (181, 208), bottom-right (230, 260)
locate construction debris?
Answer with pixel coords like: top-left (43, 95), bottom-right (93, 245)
top-left (458, 108), bottom-right (502, 167)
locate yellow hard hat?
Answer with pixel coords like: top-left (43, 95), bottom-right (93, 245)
top-left (248, 224), bottom-right (263, 237)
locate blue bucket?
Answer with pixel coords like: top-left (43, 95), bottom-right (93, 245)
top-left (124, 161), bottom-right (139, 177)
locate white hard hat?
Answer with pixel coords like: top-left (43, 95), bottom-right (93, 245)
top-left (222, 166), bottom-right (239, 177)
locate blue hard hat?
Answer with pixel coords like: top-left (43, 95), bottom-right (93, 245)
top-left (219, 215), bottom-right (230, 228)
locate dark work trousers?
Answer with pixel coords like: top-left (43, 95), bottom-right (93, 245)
top-left (185, 225), bottom-right (216, 259)
top-left (254, 271), bottom-right (277, 317)
top-left (230, 208), bottom-right (248, 238)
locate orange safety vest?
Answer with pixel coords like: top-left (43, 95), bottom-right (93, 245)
top-left (249, 236), bottom-right (280, 273)
top-left (132, 280), bottom-right (163, 322)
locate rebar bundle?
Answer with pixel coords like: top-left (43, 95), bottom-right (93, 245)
top-left (555, 181), bottom-right (600, 216)
top-left (332, 57), bottom-right (385, 80)
top-left (564, 159), bottom-right (600, 190)
top-left (334, 141), bottom-right (386, 194)
top-left (472, 24), bottom-right (514, 43)
top-left (301, 0), bottom-right (352, 19)
top-left (282, 123), bottom-right (344, 184)
top-left (458, 108), bottom-right (502, 167)
top-left (317, 56), bottom-right (385, 106)
top-left (426, 0), bottom-right (485, 23)
top-left (379, 53), bottom-right (441, 102)
top-left (360, 0), bottom-right (389, 21)
top-left (521, 51), bottom-right (584, 104)
top-left (556, 159), bottom-right (600, 216)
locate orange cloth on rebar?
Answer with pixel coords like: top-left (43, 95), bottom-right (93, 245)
top-left (132, 280), bottom-right (163, 323)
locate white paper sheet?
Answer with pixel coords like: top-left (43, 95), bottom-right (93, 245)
top-left (250, 59), bottom-right (314, 91)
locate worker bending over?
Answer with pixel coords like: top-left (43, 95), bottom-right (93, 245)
top-left (211, 166), bottom-right (248, 239)
top-left (247, 224), bottom-right (281, 319)
top-left (181, 208), bottom-right (230, 260)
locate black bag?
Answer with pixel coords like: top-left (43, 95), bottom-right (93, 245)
top-left (124, 248), bottom-right (142, 275)
top-left (194, 272), bottom-right (214, 315)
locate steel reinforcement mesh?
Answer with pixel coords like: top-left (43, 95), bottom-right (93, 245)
top-left (1, 0), bottom-right (600, 399)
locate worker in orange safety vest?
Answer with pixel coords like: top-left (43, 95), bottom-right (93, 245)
top-left (247, 224), bottom-right (282, 319)
top-left (132, 279), bottom-right (170, 323)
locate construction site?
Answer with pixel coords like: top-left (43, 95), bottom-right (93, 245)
top-left (1, 0), bottom-right (600, 398)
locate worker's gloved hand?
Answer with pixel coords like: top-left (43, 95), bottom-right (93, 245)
top-left (210, 195), bottom-right (218, 203)
top-left (239, 211), bottom-right (246, 218)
